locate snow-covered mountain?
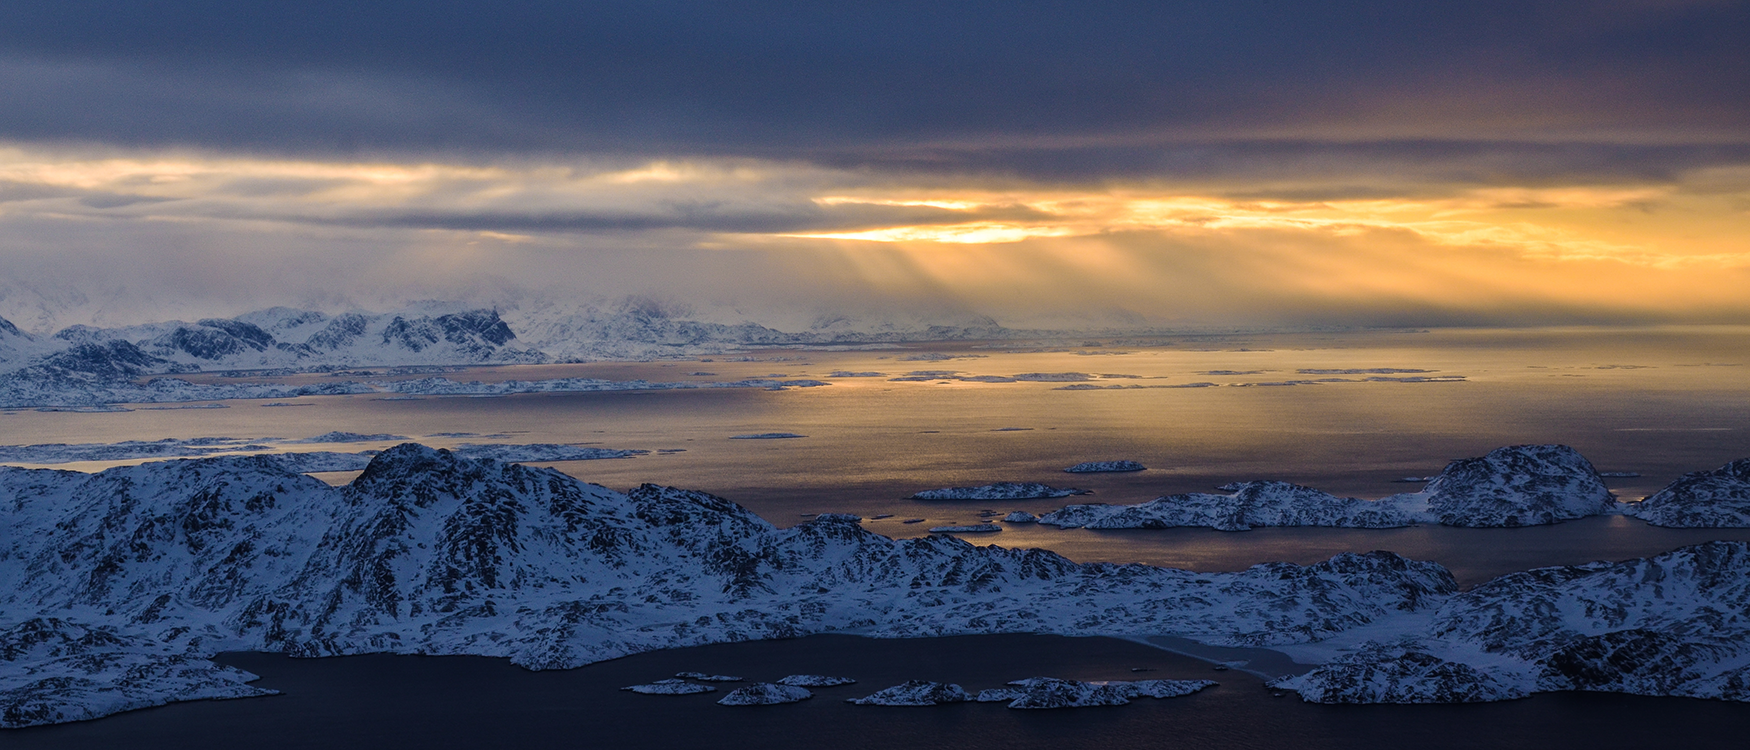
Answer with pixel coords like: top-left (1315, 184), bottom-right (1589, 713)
top-left (1627, 459), bottom-right (1750, 528)
top-left (6, 446), bottom-right (1748, 727)
top-left (1037, 445), bottom-right (1615, 531)
top-left (1276, 541), bottom-right (1750, 704)
top-left (1, 445), bottom-right (1455, 727)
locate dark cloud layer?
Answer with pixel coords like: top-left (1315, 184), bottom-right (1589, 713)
top-left (3, 1), bottom-right (1746, 175)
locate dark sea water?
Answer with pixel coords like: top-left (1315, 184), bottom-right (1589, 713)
top-left (9, 635), bottom-right (1748, 750)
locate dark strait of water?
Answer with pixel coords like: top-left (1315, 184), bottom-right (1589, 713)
top-left (8, 635), bottom-right (1747, 750)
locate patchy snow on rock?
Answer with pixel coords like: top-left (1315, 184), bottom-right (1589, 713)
top-left (848, 681), bottom-right (972, 706)
top-left (1002, 511), bottom-right (1038, 523)
top-left (1626, 459), bottom-right (1750, 527)
top-left (912, 482), bottom-right (1087, 501)
top-left (776, 674), bottom-right (857, 687)
top-left (927, 524), bottom-right (1002, 534)
top-left (717, 683), bottom-right (813, 705)
top-left (1064, 461), bottom-right (1147, 473)
top-left (622, 679), bottom-right (717, 695)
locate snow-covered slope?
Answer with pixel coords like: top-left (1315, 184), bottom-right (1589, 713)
top-left (1, 445), bottom-right (1456, 727)
top-left (1627, 459), bottom-right (1750, 527)
top-left (1275, 541), bottom-right (1750, 704)
top-left (0, 315), bottom-right (54, 366)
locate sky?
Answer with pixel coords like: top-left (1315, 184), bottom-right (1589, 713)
top-left (0, 1), bottom-right (1747, 332)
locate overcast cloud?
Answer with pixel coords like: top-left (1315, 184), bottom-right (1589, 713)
top-left (0, 1), bottom-right (1745, 332)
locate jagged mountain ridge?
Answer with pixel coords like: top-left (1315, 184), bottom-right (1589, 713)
top-left (2, 444), bottom-right (1456, 727)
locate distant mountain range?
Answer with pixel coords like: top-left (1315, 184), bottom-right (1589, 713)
top-left (0, 300), bottom-right (1033, 383)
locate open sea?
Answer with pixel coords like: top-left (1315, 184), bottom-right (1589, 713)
top-left (5, 326), bottom-right (1750, 747)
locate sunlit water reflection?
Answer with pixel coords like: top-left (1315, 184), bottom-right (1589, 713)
top-left (4, 326), bottom-right (1748, 581)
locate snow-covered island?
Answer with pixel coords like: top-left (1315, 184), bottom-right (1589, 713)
top-left (974, 677), bottom-right (1217, 708)
top-left (911, 482), bottom-right (1089, 501)
top-left (1626, 459), bottom-right (1750, 527)
top-left (1038, 445), bottom-right (1618, 530)
top-left (717, 683), bottom-right (813, 706)
top-left (5, 444), bottom-right (1750, 728)
top-left (1064, 461), bottom-right (1147, 473)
